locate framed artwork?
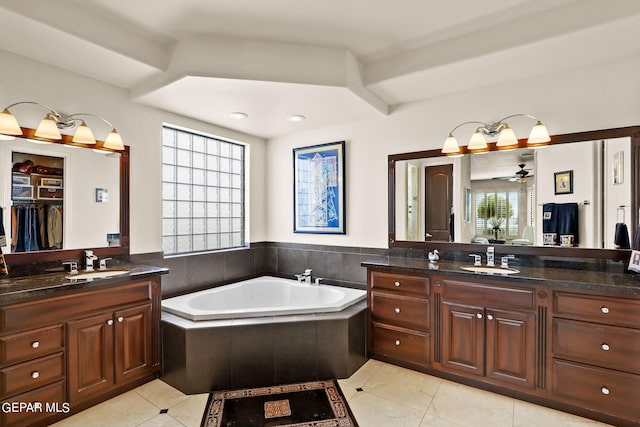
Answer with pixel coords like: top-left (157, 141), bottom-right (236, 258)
top-left (628, 250), bottom-right (640, 272)
top-left (613, 151), bottom-right (624, 184)
top-left (293, 141), bottom-right (345, 234)
top-left (554, 170), bottom-right (573, 195)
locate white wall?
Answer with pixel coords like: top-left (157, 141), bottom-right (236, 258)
top-left (266, 53), bottom-right (640, 248)
top-left (0, 50), bottom-right (267, 254)
top-left (604, 137), bottom-right (632, 249)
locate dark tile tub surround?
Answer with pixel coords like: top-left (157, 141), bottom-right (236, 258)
top-left (131, 242), bottom-right (387, 298)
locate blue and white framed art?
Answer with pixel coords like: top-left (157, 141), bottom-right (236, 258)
top-left (293, 141), bottom-right (345, 234)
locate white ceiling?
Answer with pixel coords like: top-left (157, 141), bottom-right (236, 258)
top-left (2, 0), bottom-right (640, 139)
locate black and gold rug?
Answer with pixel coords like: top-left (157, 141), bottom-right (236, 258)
top-left (200, 379), bottom-right (359, 427)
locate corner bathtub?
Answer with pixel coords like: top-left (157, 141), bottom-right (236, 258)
top-left (161, 275), bottom-right (366, 321)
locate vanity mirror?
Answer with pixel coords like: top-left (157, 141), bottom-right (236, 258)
top-left (389, 126), bottom-right (640, 260)
top-left (1, 128), bottom-right (129, 265)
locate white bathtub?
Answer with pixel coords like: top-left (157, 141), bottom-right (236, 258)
top-left (161, 276), bottom-right (367, 321)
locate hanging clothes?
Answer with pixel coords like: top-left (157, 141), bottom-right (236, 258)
top-left (614, 223), bottom-right (631, 249)
top-left (10, 204), bottom-right (62, 252)
top-left (47, 205), bottom-right (63, 249)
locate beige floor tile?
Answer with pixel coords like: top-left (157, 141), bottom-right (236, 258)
top-left (135, 379), bottom-right (190, 410)
top-left (426, 381), bottom-right (514, 427)
top-left (513, 400), bottom-right (613, 427)
top-left (136, 413), bottom-right (185, 427)
top-left (338, 382), bottom-right (358, 401)
top-left (348, 391), bottom-right (426, 427)
top-left (362, 363), bottom-right (441, 410)
top-left (338, 358), bottom-right (385, 389)
top-left (51, 391), bottom-right (160, 426)
top-left (168, 393), bottom-right (210, 427)
top-left (419, 413), bottom-right (466, 427)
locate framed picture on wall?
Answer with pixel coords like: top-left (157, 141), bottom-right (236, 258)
top-left (554, 170), bottom-right (573, 195)
top-left (293, 141), bottom-right (346, 234)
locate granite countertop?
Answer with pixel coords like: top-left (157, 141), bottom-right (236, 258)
top-left (362, 256), bottom-right (640, 295)
top-left (0, 264), bottom-right (169, 304)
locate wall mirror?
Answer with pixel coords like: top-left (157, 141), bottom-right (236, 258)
top-left (389, 126), bottom-right (640, 260)
top-left (1, 129), bottom-right (129, 265)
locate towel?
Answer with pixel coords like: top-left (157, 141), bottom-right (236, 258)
top-left (557, 203), bottom-right (579, 246)
top-left (542, 203), bottom-right (558, 245)
top-left (614, 223), bottom-right (631, 249)
top-left (634, 225), bottom-right (640, 250)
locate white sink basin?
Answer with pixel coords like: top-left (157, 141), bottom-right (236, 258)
top-left (460, 266), bottom-right (520, 275)
top-left (66, 270), bottom-right (129, 280)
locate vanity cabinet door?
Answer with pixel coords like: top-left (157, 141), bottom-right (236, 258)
top-left (66, 312), bottom-right (115, 403)
top-left (441, 301), bottom-right (485, 377)
top-left (114, 303), bottom-right (153, 384)
top-left (485, 308), bottom-right (536, 388)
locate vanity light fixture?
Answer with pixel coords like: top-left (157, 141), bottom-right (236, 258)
top-left (442, 114), bottom-right (550, 155)
top-left (0, 101), bottom-right (124, 150)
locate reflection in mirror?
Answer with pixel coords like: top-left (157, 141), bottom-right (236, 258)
top-left (2, 138), bottom-right (120, 253)
top-left (393, 136), bottom-right (633, 250)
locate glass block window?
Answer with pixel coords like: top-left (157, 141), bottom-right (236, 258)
top-left (162, 126), bottom-right (245, 256)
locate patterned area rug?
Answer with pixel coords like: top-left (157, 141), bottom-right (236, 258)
top-left (200, 379), bottom-right (359, 426)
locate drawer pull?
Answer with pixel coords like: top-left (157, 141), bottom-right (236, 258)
top-left (601, 343), bottom-right (610, 351)
top-left (107, 319), bottom-right (114, 326)
top-left (394, 307), bottom-right (401, 314)
top-left (394, 281), bottom-right (401, 287)
top-left (117, 316), bottom-right (124, 323)
top-left (601, 386), bottom-right (610, 395)
top-left (395, 339), bottom-right (401, 346)
top-left (31, 341), bottom-right (40, 349)
top-left (31, 371), bottom-right (39, 379)
top-left (601, 306), bottom-right (610, 314)
top-left (487, 314), bottom-right (494, 321)
top-left (476, 313), bottom-right (483, 319)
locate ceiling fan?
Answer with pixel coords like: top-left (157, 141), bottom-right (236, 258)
top-left (509, 163), bottom-right (532, 183)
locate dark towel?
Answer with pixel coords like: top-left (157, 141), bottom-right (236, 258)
top-left (614, 223), bottom-right (631, 249)
top-left (557, 203), bottom-right (579, 245)
top-left (542, 203), bottom-right (557, 233)
top-left (634, 225), bottom-right (640, 250)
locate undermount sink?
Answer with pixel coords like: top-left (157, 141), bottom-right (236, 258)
top-left (66, 270), bottom-right (129, 280)
top-left (460, 266), bottom-right (520, 275)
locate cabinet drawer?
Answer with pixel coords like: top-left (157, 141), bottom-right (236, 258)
top-left (370, 271), bottom-right (429, 297)
top-left (554, 292), bottom-right (640, 328)
top-left (371, 323), bottom-right (430, 367)
top-left (552, 318), bottom-right (640, 374)
top-left (371, 293), bottom-right (430, 331)
top-left (443, 280), bottom-right (534, 310)
top-left (0, 352), bottom-right (64, 398)
top-left (0, 380), bottom-right (66, 427)
top-left (0, 325), bottom-right (64, 367)
top-left (553, 359), bottom-right (640, 422)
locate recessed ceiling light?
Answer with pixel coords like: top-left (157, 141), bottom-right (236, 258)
top-left (287, 115), bottom-right (306, 122)
top-left (228, 112), bottom-right (248, 120)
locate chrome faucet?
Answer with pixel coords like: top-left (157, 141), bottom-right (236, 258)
top-left (63, 261), bottom-right (78, 275)
top-left (99, 257), bottom-right (112, 270)
top-left (486, 246), bottom-right (495, 267)
top-left (85, 250), bottom-right (98, 272)
top-left (501, 255), bottom-right (516, 269)
top-left (295, 268), bottom-right (313, 284)
top-left (469, 254), bottom-right (482, 266)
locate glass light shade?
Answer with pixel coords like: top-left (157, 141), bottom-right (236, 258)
top-left (0, 109), bottom-right (22, 136)
top-left (103, 129), bottom-right (124, 150)
top-left (35, 116), bottom-right (62, 140)
top-left (467, 129), bottom-right (488, 150)
top-left (72, 121), bottom-right (96, 144)
top-left (496, 125), bottom-right (518, 147)
top-left (527, 121), bottom-right (550, 145)
top-left (441, 135), bottom-right (460, 154)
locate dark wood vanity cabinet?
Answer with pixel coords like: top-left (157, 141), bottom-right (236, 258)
top-left (368, 270), bottom-right (431, 369)
top-left (0, 276), bottom-right (161, 427)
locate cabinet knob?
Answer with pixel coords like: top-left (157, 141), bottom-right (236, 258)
top-left (601, 343), bottom-right (610, 351)
top-left (476, 313), bottom-right (483, 319)
top-left (394, 307), bottom-right (401, 314)
top-left (31, 341), bottom-right (40, 349)
top-left (487, 314), bottom-right (494, 321)
top-left (31, 371), bottom-right (39, 379)
top-left (106, 319), bottom-right (114, 326)
top-left (117, 316), bottom-right (124, 323)
top-left (395, 339), bottom-right (401, 346)
top-left (394, 281), bottom-right (401, 287)
top-left (601, 306), bottom-right (610, 314)
top-left (601, 386), bottom-right (610, 395)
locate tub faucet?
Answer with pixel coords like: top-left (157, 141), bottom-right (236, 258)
top-left (486, 246), bottom-right (495, 267)
top-left (295, 268), bottom-right (313, 284)
top-left (85, 250), bottom-right (98, 272)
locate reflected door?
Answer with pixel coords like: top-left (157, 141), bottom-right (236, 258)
top-left (425, 164), bottom-right (453, 241)
top-left (406, 163), bottom-right (419, 240)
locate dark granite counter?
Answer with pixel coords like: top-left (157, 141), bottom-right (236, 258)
top-left (362, 256), bottom-right (640, 295)
top-left (0, 264), bottom-right (169, 304)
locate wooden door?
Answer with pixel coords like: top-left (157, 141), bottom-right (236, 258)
top-left (441, 301), bottom-right (484, 377)
top-left (485, 308), bottom-right (536, 389)
top-left (424, 164), bottom-right (453, 241)
top-left (114, 304), bottom-right (153, 384)
top-left (67, 312), bottom-right (114, 402)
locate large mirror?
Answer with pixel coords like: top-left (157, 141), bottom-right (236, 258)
top-left (389, 126), bottom-right (640, 259)
top-left (1, 130), bottom-right (129, 265)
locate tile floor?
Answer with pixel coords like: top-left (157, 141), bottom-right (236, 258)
top-left (53, 359), bottom-right (612, 427)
